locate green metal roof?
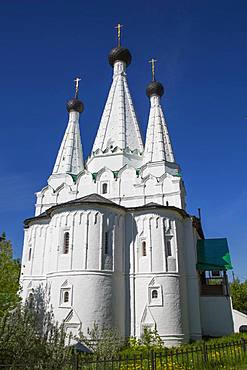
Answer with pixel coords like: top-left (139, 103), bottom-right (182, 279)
top-left (197, 238), bottom-right (233, 271)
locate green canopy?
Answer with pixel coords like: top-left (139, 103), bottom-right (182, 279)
top-left (197, 238), bottom-right (233, 271)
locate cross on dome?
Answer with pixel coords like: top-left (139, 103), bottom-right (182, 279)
top-left (114, 23), bottom-right (123, 47)
top-left (148, 58), bottom-right (157, 81)
top-left (74, 77), bottom-right (81, 99)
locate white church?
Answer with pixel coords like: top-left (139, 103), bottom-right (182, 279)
top-left (20, 33), bottom-right (237, 346)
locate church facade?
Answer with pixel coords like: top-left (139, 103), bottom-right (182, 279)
top-left (20, 40), bottom-right (234, 346)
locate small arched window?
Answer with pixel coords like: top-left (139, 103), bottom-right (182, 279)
top-left (94, 212), bottom-right (98, 224)
top-left (28, 248), bottom-right (32, 261)
top-left (104, 231), bottom-right (109, 254)
top-left (152, 290), bottom-right (158, 299)
top-left (63, 232), bottom-right (70, 254)
top-left (64, 291), bottom-right (69, 303)
top-left (142, 241), bottom-right (147, 257)
top-left (102, 183), bottom-right (108, 194)
top-left (166, 240), bottom-right (172, 257)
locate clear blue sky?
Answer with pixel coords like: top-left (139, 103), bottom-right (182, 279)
top-left (0, 0), bottom-right (246, 280)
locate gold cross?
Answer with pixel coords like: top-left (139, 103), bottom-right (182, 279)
top-left (148, 58), bottom-right (157, 81)
top-left (115, 23), bottom-right (123, 47)
top-left (74, 77), bottom-right (81, 98)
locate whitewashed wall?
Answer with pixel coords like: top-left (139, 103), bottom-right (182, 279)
top-left (232, 309), bottom-right (247, 333)
top-left (21, 203), bottom-right (126, 337)
top-left (36, 165), bottom-right (185, 216)
top-left (126, 208), bottom-right (200, 346)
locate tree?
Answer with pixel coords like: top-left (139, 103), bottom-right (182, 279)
top-left (0, 232), bottom-right (20, 317)
top-left (230, 278), bottom-right (247, 314)
top-left (79, 322), bottom-right (123, 359)
top-left (0, 286), bottom-right (72, 369)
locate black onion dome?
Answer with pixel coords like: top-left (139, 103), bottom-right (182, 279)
top-left (108, 47), bottom-right (132, 67)
top-left (66, 98), bottom-right (84, 113)
top-left (146, 81), bottom-right (164, 98)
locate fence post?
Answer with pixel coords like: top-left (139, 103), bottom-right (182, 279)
top-left (202, 343), bottom-right (208, 364)
top-left (150, 350), bottom-right (155, 370)
top-left (241, 338), bottom-right (246, 353)
top-left (73, 349), bottom-right (78, 370)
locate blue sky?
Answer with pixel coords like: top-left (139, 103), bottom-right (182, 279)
top-left (0, 0), bottom-right (246, 280)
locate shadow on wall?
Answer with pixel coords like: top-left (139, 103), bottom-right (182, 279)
top-left (124, 213), bottom-right (138, 338)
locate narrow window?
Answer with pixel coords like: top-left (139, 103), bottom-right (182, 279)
top-left (142, 241), bottom-right (147, 256)
top-left (166, 240), bottom-right (172, 256)
top-left (104, 231), bottom-right (109, 254)
top-left (212, 270), bottom-right (221, 277)
top-left (28, 248), bottom-right (32, 261)
top-left (102, 183), bottom-right (108, 194)
top-left (28, 292), bottom-right (34, 308)
top-left (152, 290), bottom-right (158, 299)
top-left (64, 291), bottom-right (69, 303)
top-left (94, 212), bottom-right (98, 224)
top-left (63, 232), bottom-right (70, 254)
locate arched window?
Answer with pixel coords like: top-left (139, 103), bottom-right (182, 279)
top-left (102, 183), bottom-right (108, 194)
top-left (28, 248), bottom-right (32, 261)
top-left (94, 212), bottom-right (98, 224)
top-left (142, 241), bottom-right (147, 257)
top-left (152, 289), bottom-right (158, 299)
top-left (64, 291), bottom-right (69, 303)
top-left (104, 231), bottom-right (109, 254)
top-left (166, 240), bottom-right (172, 257)
top-left (28, 291), bottom-right (34, 308)
top-left (63, 232), bottom-right (70, 254)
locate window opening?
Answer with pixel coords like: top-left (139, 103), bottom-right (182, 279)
top-left (102, 183), bottom-right (108, 194)
top-left (199, 271), bottom-right (226, 296)
top-left (28, 248), bottom-right (32, 261)
top-left (94, 213), bottom-right (98, 224)
top-left (166, 240), bottom-right (172, 256)
top-left (104, 231), bottom-right (109, 254)
top-left (212, 270), bottom-right (221, 277)
top-left (142, 241), bottom-right (147, 256)
top-left (152, 290), bottom-right (158, 299)
top-left (64, 291), bottom-right (69, 303)
top-left (63, 232), bottom-right (70, 254)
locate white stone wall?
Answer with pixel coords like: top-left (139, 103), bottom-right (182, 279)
top-left (21, 204), bottom-right (126, 337)
top-left (21, 202), bottom-right (202, 345)
top-left (36, 165), bottom-right (185, 216)
top-left (232, 309), bottom-right (247, 333)
top-left (126, 208), bottom-right (199, 346)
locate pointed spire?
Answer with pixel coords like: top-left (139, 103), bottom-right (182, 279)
top-left (52, 78), bottom-right (84, 175)
top-left (143, 61), bottom-right (175, 165)
top-left (92, 26), bottom-right (143, 153)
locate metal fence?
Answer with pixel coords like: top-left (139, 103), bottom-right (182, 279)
top-left (0, 339), bottom-right (247, 369)
top-left (77, 339), bottom-right (247, 370)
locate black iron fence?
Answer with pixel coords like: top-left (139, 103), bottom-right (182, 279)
top-left (77, 339), bottom-right (247, 370)
top-left (0, 339), bottom-right (246, 369)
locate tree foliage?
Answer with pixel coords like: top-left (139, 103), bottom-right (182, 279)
top-left (79, 322), bottom-right (123, 359)
top-left (0, 286), bottom-right (73, 369)
top-left (121, 327), bottom-right (165, 356)
top-left (230, 278), bottom-right (247, 314)
top-left (0, 232), bottom-right (21, 317)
